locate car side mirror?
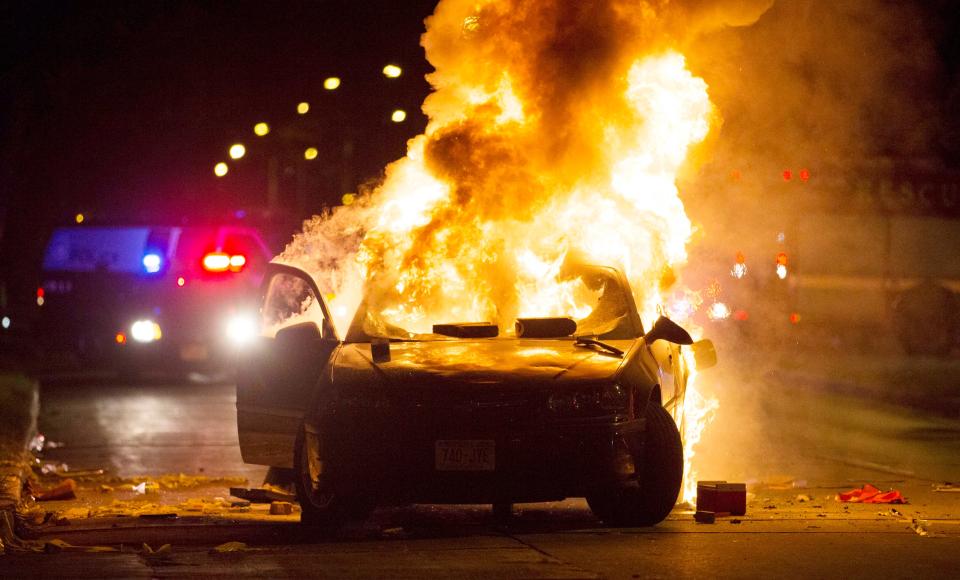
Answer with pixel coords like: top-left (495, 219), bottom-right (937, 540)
top-left (691, 339), bottom-right (717, 370)
top-left (643, 316), bottom-right (693, 345)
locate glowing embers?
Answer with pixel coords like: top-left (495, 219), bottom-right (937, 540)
top-left (202, 252), bottom-right (247, 273)
top-left (130, 320), bottom-right (162, 343)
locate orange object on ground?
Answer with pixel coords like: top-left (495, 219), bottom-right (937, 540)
top-left (34, 478), bottom-right (78, 501)
top-left (837, 483), bottom-right (905, 504)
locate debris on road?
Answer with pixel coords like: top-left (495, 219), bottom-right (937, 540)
top-left (933, 483), bottom-right (959, 493)
top-left (795, 494), bottom-right (812, 503)
top-left (140, 543), bottom-right (174, 563)
top-left (32, 478), bottom-right (77, 501)
top-left (910, 519), bottom-right (932, 537)
top-left (269, 501), bottom-right (294, 515)
top-left (132, 481), bottom-right (160, 495)
top-left (837, 483), bottom-right (906, 504)
top-left (211, 541), bottom-right (248, 554)
top-left (694, 510), bottom-right (716, 523)
top-left (230, 484), bottom-right (296, 504)
top-left (696, 481), bottom-right (746, 516)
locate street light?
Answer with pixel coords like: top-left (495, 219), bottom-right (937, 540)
top-left (75, 213), bottom-right (85, 224)
top-left (382, 64), bottom-right (402, 78)
top-left (304, 147), bottom-right (319, 160)
top-left (214, 162), bottom-right (229, 177)
top-left (323, 77), bottom-right (341, 90)
top-left (254, 122), bottom-right (270, 137)
top-left (391, 109), bottom-right (407, 123)
top-left (229, 144), bottom-right (246, 159)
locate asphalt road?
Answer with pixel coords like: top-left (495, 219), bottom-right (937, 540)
top-left (5, 364), bottom-right (960, 578)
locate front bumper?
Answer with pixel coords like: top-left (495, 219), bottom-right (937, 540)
top-left (324, 410), bottom-right (647, 504)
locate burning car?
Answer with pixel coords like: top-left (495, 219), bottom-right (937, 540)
top-left (237, 261), bottom-right (716, 527)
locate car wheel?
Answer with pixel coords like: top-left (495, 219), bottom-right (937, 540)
top-left (586, 403), bottom-right (683, 526)
top-left (293, 425), bottom-right (370, 528)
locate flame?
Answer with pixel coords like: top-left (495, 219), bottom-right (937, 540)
top-left (278, 0), bottom-right (758, 506)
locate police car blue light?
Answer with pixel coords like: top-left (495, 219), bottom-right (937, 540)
top-left (142, 253), bottom-right (162, 274)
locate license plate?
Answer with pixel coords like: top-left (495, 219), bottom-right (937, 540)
top-left (435, 440), bottom-right (495, 471)
top-left (179, 343), bottom-right (209, 362)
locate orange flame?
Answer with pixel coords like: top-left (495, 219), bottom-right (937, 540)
top-left (279, 0), bottom-right (766, 505)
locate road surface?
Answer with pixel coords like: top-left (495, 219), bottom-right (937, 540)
top-left (3, 363), bottom-right (959, 578)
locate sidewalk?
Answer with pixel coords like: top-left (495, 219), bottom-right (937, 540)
top-left (0, 372), bottom-right (39, 553)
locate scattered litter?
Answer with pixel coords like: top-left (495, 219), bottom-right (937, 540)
top-left (124, 473), bottom-right (246, 491)
top-left (812, 505), bottom-right (823, 509)
top-left (141, 543), bottom-right (173, 561)
top-left (730, 519), bottom-right (742, 524)
top-left (210, 541), bottom-right (248, 554)
top-left (933, 483), bottom-right (959, 493)
top-left (44, 539), bottom-right (117, 553)
top-left (763, 505), bottom-right (777, 510)
top-left (796, 494), bottom-right (811, 503)
top-left (694, 510), bottom-right (716, 524)
top-left (59, 507), bottom-right (91, 522)
top-left (910, 519), bottom-right (933, 537)
top-left (33, 478), bottom-right (77, 501)
top-left (837, 483), bottom-right (906, 504)
top-left (269, 501), bottom-right (294, 515)
top-left (100, 484), bottom-right (113, 493)
top-left (230, 485), bottom-right (296, 504)
top-left (231, 499), bottom-right (251, 508)
top-left (132, 481), bottom-right (160, 495)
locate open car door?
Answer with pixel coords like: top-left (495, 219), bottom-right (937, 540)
top-left (237, 263), bottom-right (339, 468)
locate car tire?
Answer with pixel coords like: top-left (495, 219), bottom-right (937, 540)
top-left (293, 425), bottom-right (370, 528)
top-left (586, 403), bottom-right (683, 526)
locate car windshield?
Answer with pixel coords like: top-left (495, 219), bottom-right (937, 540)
top-left (344, 265), bottom-right (642, 342)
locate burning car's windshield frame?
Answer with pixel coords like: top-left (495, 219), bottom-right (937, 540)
top-left (342, 265), bottom-right (645, 343)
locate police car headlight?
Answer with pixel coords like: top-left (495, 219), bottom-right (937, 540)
top-left (130, 319), bottom-right (162, 343)
top-left (225, 314), bottom-right (258, 346)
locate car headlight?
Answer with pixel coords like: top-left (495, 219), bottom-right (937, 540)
top-left (225, 313), bottom-right (258, 346)
top-left (548, 383), bottom-right (629, 417)
top-left (130, 319), bottom-right (162, 343)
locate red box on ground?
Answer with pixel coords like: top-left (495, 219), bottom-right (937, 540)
top-left (696, 481), bottom-right (746, 515)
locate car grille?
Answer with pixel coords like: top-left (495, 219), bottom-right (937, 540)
top-left (339, 388), bottom-right (546, 428)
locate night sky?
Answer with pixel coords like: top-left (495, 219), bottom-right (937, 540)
top-left (1, 0), bottom-right (958, 318)
top-left (0, 1), bottom-right (438, 308)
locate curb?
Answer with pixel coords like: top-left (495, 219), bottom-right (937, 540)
top-left (0, 375), bottom-right (39, 554)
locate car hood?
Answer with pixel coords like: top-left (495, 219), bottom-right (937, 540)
top-left (333, 339), bottom-right (637, 389)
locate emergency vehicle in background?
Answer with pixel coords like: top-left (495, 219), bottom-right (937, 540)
top-left (36, 223), bottom-right (274, 376)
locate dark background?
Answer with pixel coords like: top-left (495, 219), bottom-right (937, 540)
top-left (1, 0), bottom-right (958, 327)
top-left (0, 0), bottom-right (437, 318)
